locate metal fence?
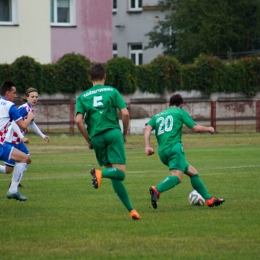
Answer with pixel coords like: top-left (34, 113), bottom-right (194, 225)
top-left (15, 98), bottom-right (260, 135)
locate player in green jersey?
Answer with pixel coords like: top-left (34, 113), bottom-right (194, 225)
top-left (144, 94), bottom-right (225, 209)
top-left (75, 63), bottom-right (141, 220)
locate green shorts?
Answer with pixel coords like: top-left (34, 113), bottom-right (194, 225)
top-left (159, 142), bottom-right (188, 172)
top-left (91, 128), bottom-right (126, 167)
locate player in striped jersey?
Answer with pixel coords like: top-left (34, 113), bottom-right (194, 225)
top-left (0, 81), bottom-right (34, 201)
top-left (0, 87), bottom-right (50, 200)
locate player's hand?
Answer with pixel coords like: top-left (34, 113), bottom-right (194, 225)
top-left (88, 143), bottom-right (93, 150)
top-left (122, 132), bottom-right (128, 143)
top-left (145, 147), bottom-right (154, 156)
top-left (21, 137), bottom-right (29, 144)
top-left (209, 127), bottom-right (215, 134)
top-left (43, 135), bottom-right (50, 143)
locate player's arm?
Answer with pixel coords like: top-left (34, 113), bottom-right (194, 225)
top-left (121, 108), bottom-right (129, 143)
top-left (144, 124), bottom-right (154, 156)
top-left (10, 121), bottom-right (29, 144)
top-left (15, 112), bottom-right (34, 131)
top-left (29, 121), bottom-right (50, 143)
top-left (182, 110), bottom-right (215, 134)
top-left (191, 125), bottom-right (215, 134)
top-left (75, 113), bottom-right (92, 149)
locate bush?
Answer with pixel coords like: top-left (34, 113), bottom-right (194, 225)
top-left (42, 63), bottom-right (58, 94)
top-left (138, 56), bottom-right (181, 94)
top-left (193, 54), bottom-right (226, 94)
top-left (0, 63), bottom-right (13, 84)
top-left (11, 56), bottom-right (44, 94)
top-left (55, 53), bottom-right (92, 93)
top-left (1, 53), bottom-right (260, 97)
top-left (105, 57), bottom-right (137, 94)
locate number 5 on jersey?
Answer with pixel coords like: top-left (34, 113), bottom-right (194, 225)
top-left (93, 96), bottom-right (103, 107)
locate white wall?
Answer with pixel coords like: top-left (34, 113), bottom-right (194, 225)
top-left (0, 0), bottom-right (51, 64)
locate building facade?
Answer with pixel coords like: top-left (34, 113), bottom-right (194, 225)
top-left (0, 0), bottom-right (112, 64)
top-left (112, 0), bottom-right (169, 65)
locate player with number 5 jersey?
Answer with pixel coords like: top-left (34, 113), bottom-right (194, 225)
top-left (144, 94), bottom-right (225, 209)
top-left (75, 63), bottom-right (141, 220)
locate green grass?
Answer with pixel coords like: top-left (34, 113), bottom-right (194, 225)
top-left (0, 133), bottom-right (260, 260)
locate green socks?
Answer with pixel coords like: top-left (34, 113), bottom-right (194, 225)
top-left (101, 168), bottom-right (125, 181)
top-left (190, 174), bottom-right (211, 200)
top-left (111, 179), bottom-right (134, 211)
top-left (101, 168), bottom-right (133, 211)
top-left (156, 176), bottom-right (180, 193)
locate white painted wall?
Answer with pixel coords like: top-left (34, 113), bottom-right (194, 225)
top-left (0, 0), bottom-right (51, 64)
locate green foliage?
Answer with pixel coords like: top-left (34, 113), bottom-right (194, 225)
top-left (11, 56), bottom-right (44, 94)
top-left (138, 56), bottom-right (181, 93)
top-left (1, 53), bottom-right (260, 96)
top-left (146, 0), bottom-right (260, 64)
top-left (55, 53), bottom-right (92, 93)
top-left (193, 54), bottom-right (227, 94)
top-left (42, 63), bottom-right (58, 94)
top-left (105, 57), bottom-right (137, 94)
top-left (235, 57), bottom-right (260, 96)
top-left (180, 64), bottom-right (200, 91)
top-left (0, 63), bottom-right (13, 84)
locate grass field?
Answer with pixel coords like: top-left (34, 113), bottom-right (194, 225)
top-left (0, 133), bottom-right (260, 260)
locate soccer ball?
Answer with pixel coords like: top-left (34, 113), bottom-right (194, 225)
top-left (188, 190), bottom-right (205, 206)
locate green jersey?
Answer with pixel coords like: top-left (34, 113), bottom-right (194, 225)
top-left (76, 84), bottom-right (127, 138)
top-left (147, 107), bottom-right (196, 153)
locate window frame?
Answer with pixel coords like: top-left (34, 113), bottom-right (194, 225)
top-left (112, 0), bottom-right (117, 13)
top-left (0, 0), bottom-right (18, 25)
top-left (50, 0), bottom-right (76, 27)
top-left (113, 43), bottom-right (118, 58)
top-left (129, 43), bottom-right (143, 65)
top-left (128, 0), bottom-right (142, 12)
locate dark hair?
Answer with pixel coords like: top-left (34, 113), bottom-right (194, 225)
top-left (0, 81), bottom-right (15, 96)
top-left (21, 87), bottom-right (38, 102)
top-left (169, 94), bottom-right (184, 107)
top-left (89, 63), bottom-right (106, 81)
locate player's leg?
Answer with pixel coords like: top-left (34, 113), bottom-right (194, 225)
top-left (149, 143), bottom-right (183, 209)
top-left (185, 163), bottom-right (225, 207)
top-left (185, 163), bottom-right (211, 200)
top-left (4, 144), bottom-right (30, 201)
top-left (90, 129), bottom-right (141, 220)
top-left (0, 164), bottom-right (13, 174)
top-left (90, 129), bottom-right (127, 188)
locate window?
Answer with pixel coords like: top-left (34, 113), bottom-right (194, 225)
top-left (129, 0), bottom-right (142, 11)
top-left (0, 0), bottom-right (18, 25)
top-left (129, 44), bottom-right (142, 65)
top-left (113, 44), bottom-right (118, 58)
top-left (50, 0), bottom-right (76, 26)
top-left (112, 0), bottom-right (117, 13)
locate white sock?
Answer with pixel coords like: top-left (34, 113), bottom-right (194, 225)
top-left (0, 165), bottom-right (6, 174)
top-left (9, 163), bottom-right (27, 193)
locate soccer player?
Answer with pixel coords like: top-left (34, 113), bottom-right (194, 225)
top-left (0, 81), bottom-right (34, 201)
top-left (75, 63), bottom-right (141, 220)
top-left (144, 94), bottom-right (225, 209)
top-left (1, 87), bottom-right (50, 199)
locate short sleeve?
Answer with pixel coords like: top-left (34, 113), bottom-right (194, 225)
top-left (146, 117), bottom-right (156, 130)
top-left (9, 105), bottom-right (22, 122)
top-left (76, 96), bottom-right (85, 115)
top-left (115, 90), bottom-right (127, 110)
top-left (182, 110), bottom-right (196, 129)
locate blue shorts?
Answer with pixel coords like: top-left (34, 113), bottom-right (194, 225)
top-left (0, 143), bottom-right (14, 162)
top-left (4, 141), bottom-right (29, 167)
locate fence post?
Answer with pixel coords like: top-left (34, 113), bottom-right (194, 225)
top-left (211, 101), bottom-right (216, 130)
top-left (70, 99), bottom-right (75, 135)
top-left (256, 100), bottom-right (260, 133)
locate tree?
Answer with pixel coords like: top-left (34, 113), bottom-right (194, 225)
top-left (145, 0), bottom-right (260, 63)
